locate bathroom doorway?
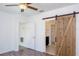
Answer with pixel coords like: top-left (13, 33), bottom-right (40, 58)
top-left (45, 19), bottom-right (56, 55)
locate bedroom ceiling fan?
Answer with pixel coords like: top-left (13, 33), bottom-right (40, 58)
top-left (5, 3), bottom-right (38, 12)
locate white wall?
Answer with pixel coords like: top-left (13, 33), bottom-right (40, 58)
top-left (0, 11), bottom-right (19, 54)
top-left (26, 4), bottom-right (79, 55)
top-left (76, 14), bottom-right (79, 56)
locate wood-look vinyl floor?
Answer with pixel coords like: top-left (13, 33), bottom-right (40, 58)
top-left (0, 47), bottom-right (53, 56)
top-left (46, 44), bottom-right (56, 55)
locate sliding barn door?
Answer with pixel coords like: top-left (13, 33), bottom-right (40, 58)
top-left (56, 15), bottom-right (76, 56)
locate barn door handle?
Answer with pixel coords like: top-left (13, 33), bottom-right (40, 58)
top-left (55, 37), bottom-right (57, 42)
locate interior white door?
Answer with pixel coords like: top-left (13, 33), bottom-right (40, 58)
top-left (20, 22), bottom-right (35, 50)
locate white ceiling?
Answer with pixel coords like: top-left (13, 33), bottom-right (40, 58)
top-left (0, 3), bottom-right (76, 16)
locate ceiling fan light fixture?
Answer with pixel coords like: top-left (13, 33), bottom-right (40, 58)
top-left (19, 4), bottom-right (27, 9)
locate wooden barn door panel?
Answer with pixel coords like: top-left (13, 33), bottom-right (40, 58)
top-left (56, 16), bottom-right (65, 56)
top-left (56, 15), bottom-right (76, 56)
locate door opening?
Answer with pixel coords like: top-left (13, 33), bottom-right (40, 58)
top-left (45, 20), bottom-right (56, 55)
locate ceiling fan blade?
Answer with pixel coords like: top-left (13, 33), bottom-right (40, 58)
top-left (5, 4), bottom-right (18, 6)
top-left (27, 3), bottom-right (32, 4)
top-left (27, 6), bottom-right (38, 11)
